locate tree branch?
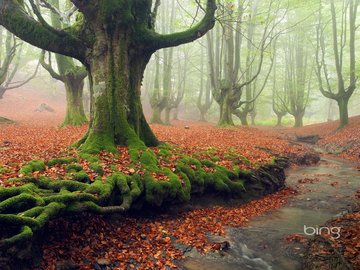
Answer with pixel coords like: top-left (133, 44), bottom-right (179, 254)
top-left (0, 0), bottom-right (86, 62)
top-left (39, 50), bottom-right (64, 81)
top-left (144, 0), bottom-right (216, 50)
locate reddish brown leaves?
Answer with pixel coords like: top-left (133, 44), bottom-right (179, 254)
top-left (39, 187), bottom-right (296, 269)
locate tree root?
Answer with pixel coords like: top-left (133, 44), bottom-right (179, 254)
top-left (0, 149), bottom-right (288, 253)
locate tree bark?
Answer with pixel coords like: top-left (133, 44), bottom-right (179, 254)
top-left (338, 98), bottom-right (349, 128)
top-left (218, 94), bottom-right (234, 126)
top-left (150, 106), bottom-right (163, 124)
top-left (294, 112), bottom-right (304, 128)
top-left (239, 112), bottom-right (249, 126)
top-left (62, 76), bottom-right (87, 126)
top-left (164, 107), bottom-right (171, 126)
top-left (276, 114), bottom-right (283, 126)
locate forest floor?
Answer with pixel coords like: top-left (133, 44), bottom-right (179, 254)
top-left (0, 92), bottom-right (359, 269)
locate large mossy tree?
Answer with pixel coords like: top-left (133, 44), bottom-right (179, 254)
top-left (0, 0), bottom-right (216, 152)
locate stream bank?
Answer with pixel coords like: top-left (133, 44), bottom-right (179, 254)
top-left (179, 157), bottom-right (360, 270)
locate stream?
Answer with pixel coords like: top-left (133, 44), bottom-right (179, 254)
top-left (180, 157), bottom-right (360, 270)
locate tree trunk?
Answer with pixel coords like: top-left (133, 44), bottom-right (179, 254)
top-left (62, 76), bottom-right (87, 126)
top-left (173, 108), bottom-right (179, 120)
top-left (338, 98), bottom-right (349, 129)
top-left (150, 106), bottom-right (163, 124)
top-left (276, 114), bottom-right (283, 126)
top-left (218, 95), bottom-right (234, 126)
top-left (164, 107), bottom-right (171, 125)
top-left (250, 112), bottom-right (256, 125)
top-left (294, 112), bottom-right (304, 128)
top-left (199, 110), bottom-right (207, 122)
top-left (239, 112), bottom-right (248, 126)
top-left (80, 30), bottom-right (158, 153)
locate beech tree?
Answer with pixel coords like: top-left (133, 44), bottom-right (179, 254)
top-left (0, 27), bottom-right (39, 100)
top-left (38, 0), bottom-right (88, 126)
top-left (281, 30), bottom-right (312, 128)
top-left (0, 0), bottom-right (216, 152)
top-left (208, 0), bottom-right (280, 126)
top-left (316, 0), bottom-right (359, 128)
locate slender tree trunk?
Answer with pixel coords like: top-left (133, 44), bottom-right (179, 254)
top-left (338, 98), bottom-right (349, 128)
top-left (62, 77), bottom-right (87, 126)
top-left (80, 29), bottom-right (158, 152)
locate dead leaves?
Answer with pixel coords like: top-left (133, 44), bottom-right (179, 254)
top-left (39, 187), bottom-right (296, 269)
top-left (322, 211), bottom-right (360, 269)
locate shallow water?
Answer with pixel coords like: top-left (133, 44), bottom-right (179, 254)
top-left (180, 157), bottom-right (360, 270)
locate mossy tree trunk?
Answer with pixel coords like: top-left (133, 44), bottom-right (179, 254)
top-left (218, 93), bottom-right (235, 126)
top-left (63, 75), bottom-right (87, 126)
top-left (81, 30), bottom-right (159, 152)
top-left (0, 0), bottom-right (216, 152)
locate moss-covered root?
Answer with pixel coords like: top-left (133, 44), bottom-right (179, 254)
top-left (0, 172), bottom-right (143, 248)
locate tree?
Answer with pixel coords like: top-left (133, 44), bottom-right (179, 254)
top-left (197, 42), bottom-right (213, 122)
top-left (39, 0), bottom-right (88, 126)
top-left (272, 55), bottom-right (287, 126)
top-left (0, 27), bottom-right (39, 100)
top-left (208, 0), bottom-right (280, 126)
top-left (0, 0), bottom-right (217, 152)
top-left (316, 0), bottom-right (359, 128)
top-left (281, 29), bottom-right (312, 128)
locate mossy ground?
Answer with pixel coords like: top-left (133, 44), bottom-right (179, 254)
top-left (0, 142), bottom-right (287, 251)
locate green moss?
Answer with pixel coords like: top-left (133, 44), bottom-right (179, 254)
top-left (0, 165), bottom-right (11, 174)
top-left (79, 153), bottom-right (100, 163)
top-left (72, 170), bottom-right (90, 183)
top-left (0, 225), bottom-right (33, 248)
top-left (210, 156), bottom-right (221, 162)
top-left (140, 150), bottom-right (158, 168)
top-left (19, 165), bottom-right (33, 176)
top-left (110, 164), bottom-right (118, 172)
top-left (47, 157), bottom-right (77, 166)
top-left (19, 160), bottom-right (45, 175)
top-left (89, 163), bottom-right (104, 175)
top-left (65, 164), bottom-right (83, 172)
